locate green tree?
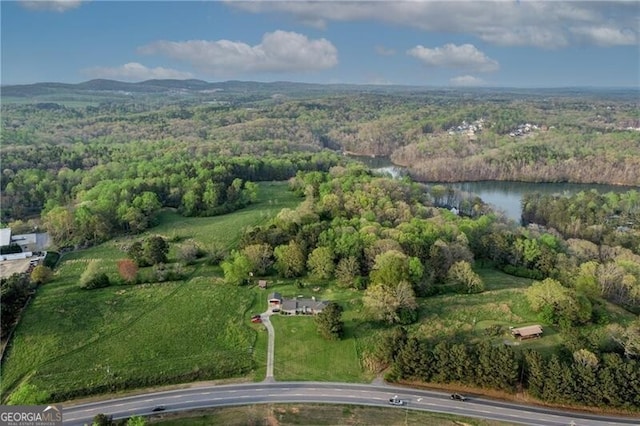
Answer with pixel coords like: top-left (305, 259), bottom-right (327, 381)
top-left (274, 240), bottom-right (306, 277)
top-left (335, 256), bottom-right (360, 288)
top-left (43, 205), bottom-right (75, 246)
top-left (79, 260), bottom-right (110, 289)
top-left (429, 239), bottom-right (453, 282)
top-left (446, 260), bottom-right (485, 293)
top-left (370, 250), bottom-right (411, 286)
top-left (526, 278), bottom-right (591, 326)
top-left (524, 350), bottom-right (545, 398)
top-left (315, 302), bottom-right (344, 340)
top-left (363, 280), bottom-right (417, 324)
top-left (30, 265), bottom-right (53, 285)
top-left (177, 242), bottom-right (200, 265)
top-left (92, 413), bottom-right (114, 426)
top-left (307, 246), bottom-right (335, 279)
top-left (242, 243), bottom-right (274, 275)
top-left (127, 241), bottom-right (147, 267)
top-left (143, 235), bottom-right (169, 265)
top-left (375, 326), bottom-right (408, 367)
top-left (221, 250), bottom-right (252, 285)
top-left (6, 382), bottom-right (48, 405)
top-left (207, 241), bottom-right (228, 265)
top-left (126, 415), bottom-right (146, 426)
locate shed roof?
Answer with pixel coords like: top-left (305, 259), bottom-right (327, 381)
top-left (511, 325), bottom-right (543, 337)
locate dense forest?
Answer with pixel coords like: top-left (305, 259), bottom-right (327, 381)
top-left (2, 84), bottom-right (639, 227)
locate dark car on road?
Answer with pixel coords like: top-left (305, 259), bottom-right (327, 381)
top-left (450, 393), bottom-right (467, 401)
top-left (152, 405), bottom-right (166, 412)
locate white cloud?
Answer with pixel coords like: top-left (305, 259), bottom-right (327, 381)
top-left (375, 45), bottom-right (396, 56)
top-left (20, 0), bottom-right (85, 12)
top-left (83, 63), bottom-right (194, 81)
top-left (408, 43), bottom-right (499, 72)
top-left (138, 31), bottom-right (338, 76)
top-left (227, 1), bottom-right (638, 48)
top-left (449, 75), bottom-right (486, 87)
top-left (571, 26), bottom-right (637, 46)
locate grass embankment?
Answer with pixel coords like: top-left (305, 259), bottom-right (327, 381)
top-left (0, 182), bottom-right (300, 403)
top-left (150, 404), bottom-right (516, 426)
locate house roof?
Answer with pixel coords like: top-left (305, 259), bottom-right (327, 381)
top-left (268, 292), bottom-right (282, 302)
top-left (282, 300), bottom-right (298, 311)
top-left (0, 228), bottom-right (11, 247)
top-left (511, 325), bottom-right (543, 337)
top-left (282, 298), bottom-right (328, 312)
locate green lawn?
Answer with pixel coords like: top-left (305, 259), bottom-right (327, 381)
top-left (268, 280), bottom-right (373, 383)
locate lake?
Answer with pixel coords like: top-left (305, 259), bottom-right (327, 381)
top-left (446, 181), bottom-right (635, 222)
top-left (349, 155), bottom-right (638, 222)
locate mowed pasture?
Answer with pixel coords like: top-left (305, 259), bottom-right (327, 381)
top-left (0, 182), bottom-right (300, 403)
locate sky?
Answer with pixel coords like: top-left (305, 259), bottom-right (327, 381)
top-left (1, 0), bottom-right (639, 88)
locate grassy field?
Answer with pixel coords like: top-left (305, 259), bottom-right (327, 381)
top-left (0, 182), bottom-right (300, 403)
top-left (150, 404), bottom-right (517, 426)
top-left (411, 268), bottom-right (636, 355)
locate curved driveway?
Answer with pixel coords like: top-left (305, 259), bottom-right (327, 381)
top-left (62, 381), bottom-right (639, 426)
top-left (260, 310), bottom-right (275, 382)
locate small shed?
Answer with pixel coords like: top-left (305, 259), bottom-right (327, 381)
top-left (511, 325), bottom-right (543, 340)
top-left (258, 280), bottom-right (268, 289)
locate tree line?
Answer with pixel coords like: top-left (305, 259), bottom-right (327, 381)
top-left (389, 333), bottom-right (640, 410)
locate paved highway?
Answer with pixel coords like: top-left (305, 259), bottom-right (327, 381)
top-left (62, 381), bottom-right (639, 426)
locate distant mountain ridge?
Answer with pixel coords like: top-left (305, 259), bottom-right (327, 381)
top-left (1, 78), bottom-right (637, 100)
top-left (0, 79), bottom-right (351, 98)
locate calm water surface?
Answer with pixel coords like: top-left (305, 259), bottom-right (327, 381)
top-left (447, 181), bottom-right (636, 222)
top-left (349, 155), bottom-right (638, 222)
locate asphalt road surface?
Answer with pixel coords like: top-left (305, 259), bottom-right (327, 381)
top-left (62, 381), bottom-right (639, 426)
